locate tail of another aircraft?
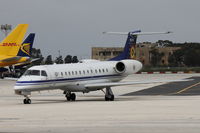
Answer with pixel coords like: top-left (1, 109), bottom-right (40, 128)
top-left (103, 30), bottom-right (172, 61)
top-left (0, 24), bottom-right (28, 56)
top-left (17, 33), bottom-right (35, 57)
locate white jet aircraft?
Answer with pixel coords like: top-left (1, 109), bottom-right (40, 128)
top-left (14, 30), bottom-right (185, 104)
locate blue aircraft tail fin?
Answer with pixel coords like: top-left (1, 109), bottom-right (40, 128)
top-left (17, 33), bottom-right (35, 57)
top-left (109, 30), bottom-right (141, 61)
top-left (107, 30), bottom-right (172, 61)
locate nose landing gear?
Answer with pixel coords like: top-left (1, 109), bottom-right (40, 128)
top-left (23, 95), bottom-right (31, 104)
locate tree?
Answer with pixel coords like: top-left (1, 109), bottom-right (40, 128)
top-left (168, 43), bottom-right (200, 67)
top-left (183, 43), bottom-right (200, 66)
top-left (31, 48), bottom-right (44, 65)
top-left (72, 56), bottom-right (79, 63)
top-left (45, 55), bottom-right (53, 65)
top-left (64, 55), bottom-right (72, 63)
top-left (156, 40), bottom-right (173, 47)
top-left (168, 50), bottom-right (184, 67)
top-left (55, 56), bottom-right (64, 64)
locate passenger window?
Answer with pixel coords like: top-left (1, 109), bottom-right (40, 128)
top-left (75, 71), bottom-right (78, 75)
top-left (68, 72), bottom-right (71, 75)
top-left (91, 70), bottom-right (93, 73)
top-left (65, 72), bottom-right (67, 75)
top-left (83, 70), bottom-right (85, 74)
top-left (102, 69), bottom-right (105, 73)
top-left (61, 72), bottom-right (63, 76)
top-left (87, 70), bottom-right (89, 73)
top-left (72, 71), bottom-right (74, 75)
top-left (41, 70), bottom-right (47, 76)
top-left (31, 70), bottom-right (40, 76)
top-left (99, 69), bottom-right (101, 73)
top-left (95, 70), bottom-right (97, 73)
top-left (106, 69), bottom-right (108, 72)
top-left (55, 72), bottom-right (58, 77)
top-left (79, 71), bottom-right (81, 75)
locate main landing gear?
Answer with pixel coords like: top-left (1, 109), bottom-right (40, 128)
top-left (65, 92), bottom-right (76, 101)
top-left (23, 96), bottom-right (31, 104)
top-left (105, 87), bottom-right (114, 101)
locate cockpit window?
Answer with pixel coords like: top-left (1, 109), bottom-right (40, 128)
top-left (41, 70), bottom-right (47, 76)
top-left (24, 70), bottom-right (40, 76)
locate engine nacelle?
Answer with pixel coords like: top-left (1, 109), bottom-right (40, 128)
top-left (114, 60), bottom-right (143, 75)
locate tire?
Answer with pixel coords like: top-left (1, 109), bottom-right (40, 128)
top-left (27, 99), bottom-right (31, 104)
top-left (71, 93), bottom-right (76, 101)
top-left (23, 99), bottom-right (31, 104)
top-left (105, 96), bottom-right (109, 101)
top-left (23, 99), bottom-right (27, 104)
top-left (110, 95), bottom-right (114, 101)
top-left (66, 96), bottom-right (71, 101)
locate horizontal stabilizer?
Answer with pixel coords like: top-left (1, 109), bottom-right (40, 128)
top-left (103, 31), bottom-right (172, 36)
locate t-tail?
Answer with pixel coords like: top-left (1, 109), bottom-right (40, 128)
top-left (17, 33), bottom-right (35, 57)
top-left (103, 30), bottom-right (172, 61)
top-left (0, 24), bottom-right (28, 56)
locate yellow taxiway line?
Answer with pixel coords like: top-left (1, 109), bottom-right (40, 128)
top-left (176, 82), bottom-right (200, 94)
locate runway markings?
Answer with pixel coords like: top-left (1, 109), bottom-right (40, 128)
top-left (175, 82), bottom-right (200, 94)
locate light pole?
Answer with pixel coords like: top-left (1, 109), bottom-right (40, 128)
top-left (1, 24), bottom-right (12, 37)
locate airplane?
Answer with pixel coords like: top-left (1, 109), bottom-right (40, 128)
top-left (14, 30), bottom-right (187, 104)
top-left (0, 24), bottom-right (29, 67)
top-left (0, 33), bottom-right (35, 78)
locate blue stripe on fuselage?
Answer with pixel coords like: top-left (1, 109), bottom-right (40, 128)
top-left (15, 74), bottom-right (123, 86)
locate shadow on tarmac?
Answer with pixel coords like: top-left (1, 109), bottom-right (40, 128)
top-left (123, 77), bottom-right (200, 96)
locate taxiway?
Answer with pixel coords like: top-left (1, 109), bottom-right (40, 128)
top-left (1, 74), bottom-right (200, 133)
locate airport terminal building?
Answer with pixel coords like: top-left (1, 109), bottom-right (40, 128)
top-left (92, 43), bottom-right (180, 66)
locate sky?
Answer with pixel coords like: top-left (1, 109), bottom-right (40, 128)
top-left (0, 0), bottom-right (200, 59)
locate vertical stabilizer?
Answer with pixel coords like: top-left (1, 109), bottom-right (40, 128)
top-left (17, 33), bottom-right (35, 57)
top-left (103, 30), bottom-right (172, 61)
top-left (0, 24), bottom-right (28, 56)
top-left (109, 30), bottom-right (141, 61)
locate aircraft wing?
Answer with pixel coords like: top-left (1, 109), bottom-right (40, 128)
top-left (85, 79), bottom-right (192, 89)
top-left (0, 56), bottom-right (21, 62)
top-left (14, 58), bottom-right (41, 66)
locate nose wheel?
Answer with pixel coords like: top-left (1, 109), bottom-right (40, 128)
top-left (23, 98), bottom-right (31, 104)
top-left (23, 95), bottom-right (31, 104)
top-left (65, 92), bottom-right (76, 101)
